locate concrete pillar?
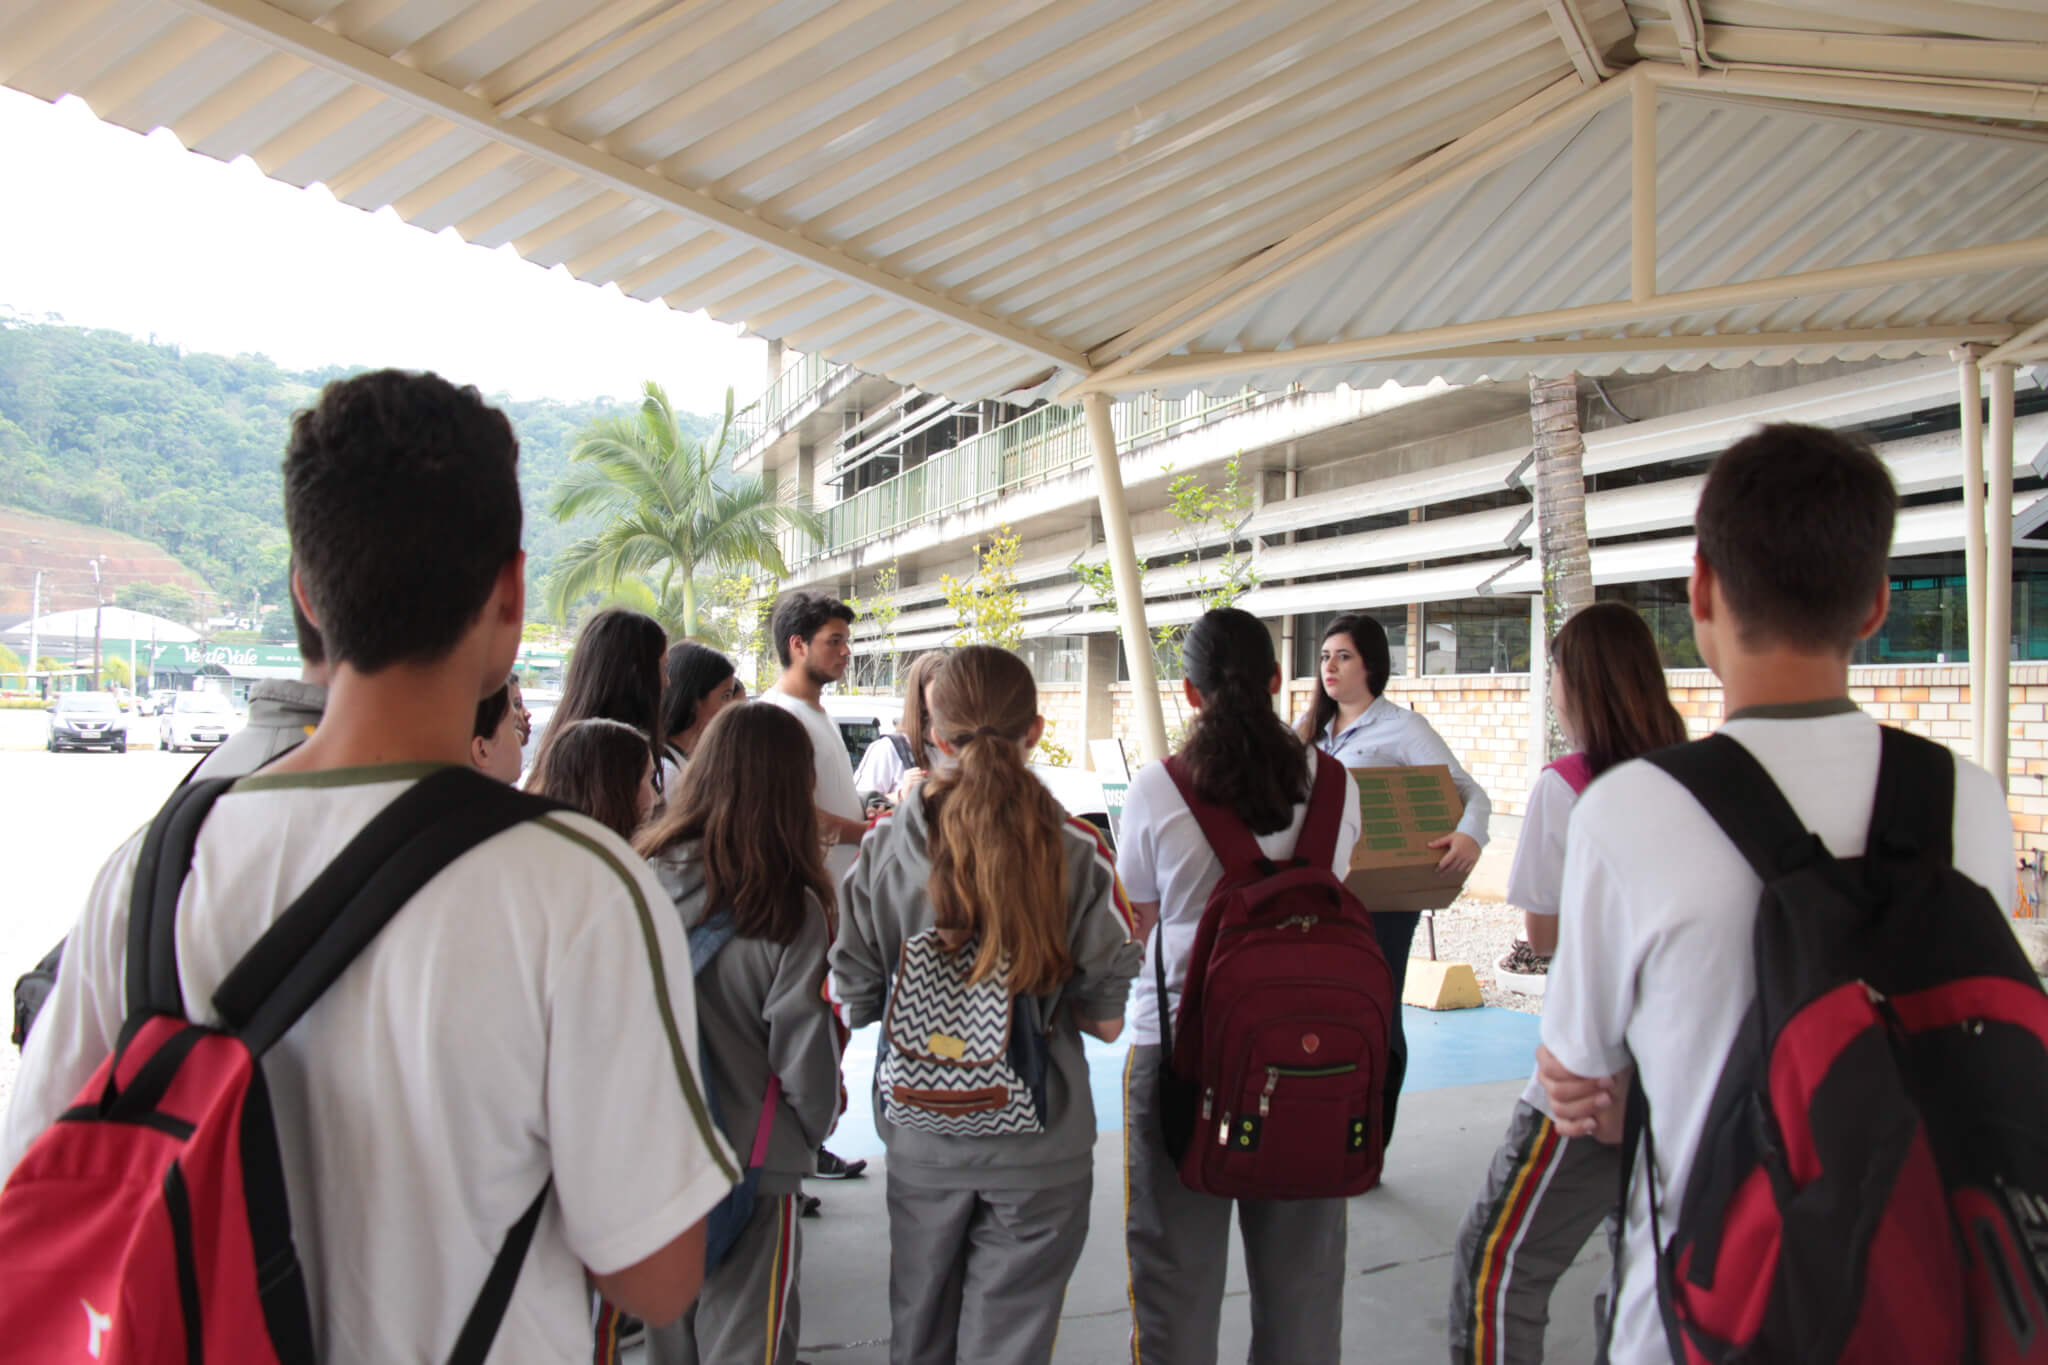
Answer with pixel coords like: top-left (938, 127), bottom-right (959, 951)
top-left (1989, 362), bottom-right (2016, 791)
top-left (1407, 508), bottom-right (1425, 678)
top-left (1082, 393), bottom-right (1169, 763)
top-left (1957, 347), bottom-right (1987, 763)
top-left (1082, 633), bottom-right (1121, 772)
top-left (766, 338), bottom-right (785, 388)
top-left (1265, 617), bottom-right (1288, 721)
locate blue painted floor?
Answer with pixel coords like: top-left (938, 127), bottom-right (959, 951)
top-left (827, 1005), bottom-right (1540, 1161)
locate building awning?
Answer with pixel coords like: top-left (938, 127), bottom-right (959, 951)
top-left (4, 2), bottom-right (2044, 405)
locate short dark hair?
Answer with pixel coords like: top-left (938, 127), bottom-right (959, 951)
top-left (284, 371), bottom-right (521, 673)
top-left (770, 591), bottom-right (856, 667)
top-left (473, 676), bottom-right (513, 741)
top-left (658, 641), bottom-right (736, 741)
top-left (1695, 423), bottom-right (1897, 652)
top-left (287, 575), bottom-right (325, 665)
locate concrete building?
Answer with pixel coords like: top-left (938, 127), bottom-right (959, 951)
top-left (736, 348), bottom-right (2048, 856)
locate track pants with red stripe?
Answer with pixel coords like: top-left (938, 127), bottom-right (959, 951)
top-left (1447, 1100), bottom-right (1618, 1365)
top-left (647, 1192), bottom-right (804, 1365)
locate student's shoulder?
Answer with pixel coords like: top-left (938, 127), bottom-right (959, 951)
top-left (1567, 749), bottom-right (1712, 852)
top-left (498, 810), bottom-right (669, 915)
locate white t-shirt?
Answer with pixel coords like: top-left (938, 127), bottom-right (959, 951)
top-left (1507, 764), bottom-right (1580, 1115)
top-left (760, 688), bottom-right (865, 883)
top-left (853, 734), bottom-right (914, 798)
top-left (1540, 710), bottom-right (2014, 1365)
top-left (1117, 751), bottom-right (1362, 1048)
top-left (1, 765), bottom-right (737, 1364)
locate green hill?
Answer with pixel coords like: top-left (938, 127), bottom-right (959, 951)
top-left (0, 319), bottom-right (719, 618)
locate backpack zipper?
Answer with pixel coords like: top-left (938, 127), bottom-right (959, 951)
top-left (1220, 913), bottom-right (1326, 939)
top-left (1261, 1063), bottom-right (1359, 1114)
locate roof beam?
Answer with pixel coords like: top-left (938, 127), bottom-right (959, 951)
top-left (1073, 236), bottom-right (2048, 393)
top-left (1542, 0), bottom-right (1612, 87)
top-left (1634, 23), bottom-right (2048, 85)
top-left (1074, 71), bottom-right (1623, 389)
top-left (166, 0), bottom-right (1087, 378)
top-left (1987, 317), bottom-right (2048, 366)
top-left (1645, 61), bottom-right (2048, 123)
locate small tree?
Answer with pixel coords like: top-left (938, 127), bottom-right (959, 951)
top-left (847, 560), bottom-right (903, 694)
top-left (0, 642), bottom-right (22, 679)
top-left (103, 655), bottom-right (134, 689)
top-left (940, 527), bottom-right (1025, 650)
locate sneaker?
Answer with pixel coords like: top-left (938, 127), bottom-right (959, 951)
top-left (1496, 939), bottom-right (1553, 976)
top-left (799, 1193), bottom-right (823, 1218)
top-left (814, 1146), bottom-right (867, 1179)
top-left (616, 1314), bottom-right (646, 1351)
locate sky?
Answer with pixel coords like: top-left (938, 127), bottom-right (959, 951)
top-left (0, 87), bottom-right (768, 412)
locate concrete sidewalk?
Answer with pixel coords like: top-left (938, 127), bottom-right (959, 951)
top-left (781, 1078), bottom-right (1608, 1364)
top-left (637, 1006), bottom-right (1612, 1364)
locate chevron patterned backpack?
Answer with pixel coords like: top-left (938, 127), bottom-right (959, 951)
top-left (879, 928), bottom-right (1048, 1137)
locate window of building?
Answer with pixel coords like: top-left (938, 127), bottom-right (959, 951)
top-left (1430, 597), bottom-right (1531, 674)
top-left (1291, 609), bottom-right (1409, 679)
top-left (1594, 580), bottom-right (1703, 669)
top-left (1018, 636), bottom-right (1085, 683)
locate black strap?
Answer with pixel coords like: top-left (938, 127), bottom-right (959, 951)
top-left (214, 768), bottom-right (562, 1055)
top-left (1612, 1075), bottom-right (1691, 1364)
top-left (128, 778), bottom-right (241, 1018)
top-left (1642, 736), bottom-right (1824, 885)
top-left (1162, 757), bottom-right (1270, 875)
top-left (447, 1181), bottom-right (552, 1365)
top-left (1866, 726), bottom-right (1955, 865)
top-left (1153, 920), bottom-right (1173, 1061)
top-left (889, 732), bottom-right (913, 767)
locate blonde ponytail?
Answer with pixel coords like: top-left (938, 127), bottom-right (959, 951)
top-left (923, 647), bottom-right (1072, 996)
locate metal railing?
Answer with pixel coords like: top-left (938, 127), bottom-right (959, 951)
top-left (732, 352), bottom-right (841, 450)
top-left (788, 386), bottom-right (1269, 568)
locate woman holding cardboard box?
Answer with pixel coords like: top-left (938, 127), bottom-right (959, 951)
top-left (1297, 611), bottom-right (1492, 1143)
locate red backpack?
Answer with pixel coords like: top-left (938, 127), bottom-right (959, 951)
top-left (1625, 728), bottom-right (2048, 1364)
top-left (0, 767), bottom-right (561, 1364)
top-left (1155, 749), bottom-right (1394, 1199)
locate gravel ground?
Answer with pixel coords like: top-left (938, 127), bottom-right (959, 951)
top-left (1409, 896), bottom-right (1542, 1014)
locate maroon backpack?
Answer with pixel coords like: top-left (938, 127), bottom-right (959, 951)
top-left (0, 767), bottom-right (560, 1364)
top-left (1156, 749), bottom-right (1394, 1199)
top-left (1625, 728), bottom-right (2048, 1364)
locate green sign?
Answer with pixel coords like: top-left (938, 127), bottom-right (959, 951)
top-left (153, 642), bottom-right (305, 670)
top-left (1102, 781), bottom-right (1129, 843)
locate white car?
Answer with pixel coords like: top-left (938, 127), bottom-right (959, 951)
top-left (159, 691), bottom-right (237, 752)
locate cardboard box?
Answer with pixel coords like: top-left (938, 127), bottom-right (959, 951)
top-left (1343, 765), bottom-right (1469, 914)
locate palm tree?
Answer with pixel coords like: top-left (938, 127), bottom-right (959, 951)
top-left (546, 382), bottom-right (820, 636)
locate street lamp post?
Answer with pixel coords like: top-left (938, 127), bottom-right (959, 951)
top-left (26, 536), bottom-right (44, 697)
top-left (91, 556), bottom-right (105, 691)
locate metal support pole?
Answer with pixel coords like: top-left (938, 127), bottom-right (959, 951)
top-left (1958, 348), bottom-right (1987, 761)
top-left (1632, 73), bottom-right (1656, 302)
top-left (1082, 393), bottom-right (1169, 764)
top-left (1989, 363), bottom-right (2016, 792)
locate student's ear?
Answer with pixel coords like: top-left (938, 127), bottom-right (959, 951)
top-left (1182, 677), bottom-right (1203, 712)
top-left (470, 735), bottom-right (490, 770)
top-left (1854, 579), bottom-right (1891, 643)
top-left (1688, 555), bottom-right (1714, 627)
top-left (496, 553), bottom-right (526, 625)
top-left (290, 568), bottom-right (319, 628)
top-left (1266, 662), bottom-right (1282, 697)
top-left (1024, 715), bottom-right (1045, 752)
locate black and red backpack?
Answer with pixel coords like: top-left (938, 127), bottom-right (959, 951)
top-left (1624, 727), bottom-right (2048, 1364)
top-left (1155, 748), bottom-right (1394, 1200)
top-left (0, 766), bottom-right (561, 1364)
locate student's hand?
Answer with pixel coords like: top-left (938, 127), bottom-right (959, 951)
top-left (891, 768), bottom-right (926, 804)
top-left (1430, 832), bottom-right (1481, 876)
top-left (1537, 1044), bottom-right (1624, 1141)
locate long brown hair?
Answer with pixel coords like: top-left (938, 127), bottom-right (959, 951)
top-left (531, 718), bottom-right (651, 843)
top-left (1183, 608), bottom-right (1307, 835)
top-left (1552, 602), bottom-right (1689, 778)
top-left (634, 703), bottom-right (831, 944)
top-left (898, 651), bottom-right (947, 771)
top-left (529, 608), bottom-right (666, 789)
top-left (923, 647), bottom-right (1071, 995)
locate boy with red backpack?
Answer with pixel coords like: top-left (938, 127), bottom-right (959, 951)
top-left (0, 371), bottom-right (737, 1362)
top-left (1537, 423), bottom-right (2030, 1364)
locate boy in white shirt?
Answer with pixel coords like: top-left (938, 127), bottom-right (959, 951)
top-left (3, 371), bottom-right (736, 1362)
top-left (759, 591), bottom-right (868, 886)
top-left (1535, 422), bottom-right (2015, 1364)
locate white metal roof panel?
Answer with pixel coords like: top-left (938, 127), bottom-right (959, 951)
top-left (2, 0), bottom-right (2043, 403)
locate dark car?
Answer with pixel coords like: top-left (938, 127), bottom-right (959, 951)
top-left (46, 691), bottom-right (128, 753)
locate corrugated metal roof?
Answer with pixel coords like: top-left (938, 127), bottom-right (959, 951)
top-left (2, 0), bottom-right (2042, 401)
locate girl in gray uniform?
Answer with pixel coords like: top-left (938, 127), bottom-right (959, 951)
top-left (634, 702), bottom-right (845, 1365)
top-left (830, 646), bottom-right (1142, 1365)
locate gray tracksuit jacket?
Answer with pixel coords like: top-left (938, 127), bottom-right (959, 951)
top-left (650, 845), bottom-right (842, 1196)
top-left (829, 789), bottom-right (1143, 1191)
top-left (191, 679), bottom-right (326, 780)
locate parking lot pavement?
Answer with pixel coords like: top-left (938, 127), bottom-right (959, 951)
top-left (0, 742), bottom-right (198, 1113)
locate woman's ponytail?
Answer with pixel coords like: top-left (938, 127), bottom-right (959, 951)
top-left (1180, 608), bottom-right (1308, 834)
top-left (923, 647), bottom-right (1072, 996)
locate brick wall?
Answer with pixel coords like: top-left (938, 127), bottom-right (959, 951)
top-left (1038, 682), bottom-right (1085, 762)
top-left (1068, 666), bottom-right (2048, 860)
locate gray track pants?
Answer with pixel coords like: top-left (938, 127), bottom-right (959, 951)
top-left (884, 1175), bottom-right (1092, 1365)
top-left (1123, 1044), bottom-right (1348, 1365)
top-left (647, 1192), bottom-right (803, 1365)
top-left (1446, 1100), bottom-right (1618, 1365)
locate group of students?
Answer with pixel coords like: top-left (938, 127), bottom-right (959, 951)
top-left (0, 368), bottom-right (2028, 1365)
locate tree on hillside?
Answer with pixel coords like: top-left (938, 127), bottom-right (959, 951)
top-left (545, 383), bottom-right (820, 637)
top-left (115, 582), bottom-right (197, 624)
